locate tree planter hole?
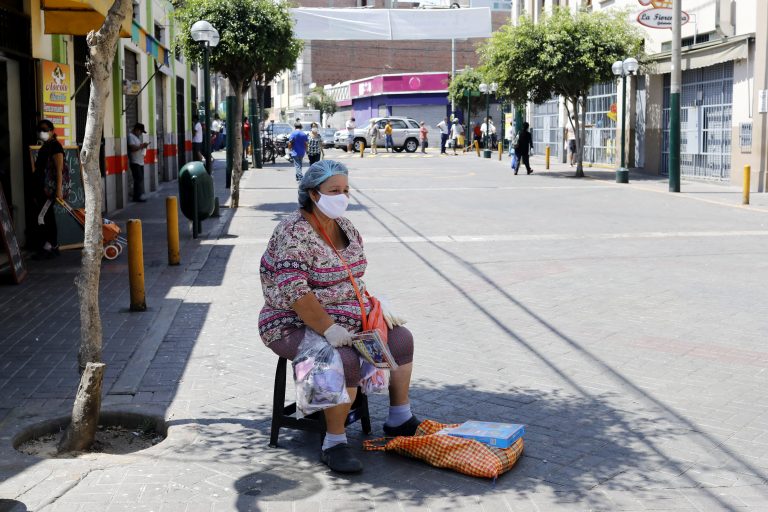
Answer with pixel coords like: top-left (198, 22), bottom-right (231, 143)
top-left (13, 411), bottom-right (167, 458)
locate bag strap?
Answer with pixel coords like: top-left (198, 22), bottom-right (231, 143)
top-left (309, 211), bottom-right (369, 331)
top-left (362, 438), bottom-right (390, 451)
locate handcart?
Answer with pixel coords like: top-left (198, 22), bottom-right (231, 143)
top-left (56, 198), bottom-right (127, 260)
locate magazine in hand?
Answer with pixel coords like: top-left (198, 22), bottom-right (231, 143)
top-left (351, 330), bottom-right (399, 370)
top-left (438, 421), bottom-right (525, 448)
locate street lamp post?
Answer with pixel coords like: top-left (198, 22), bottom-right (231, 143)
top-left (479, 81), bottom-right (497, 159)
top-left (191, 20), bottom-right (219, 174)
top-left (611, 57), bottom-right (639, 183)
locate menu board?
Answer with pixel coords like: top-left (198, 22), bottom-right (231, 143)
top-left (0, 183), bottom-right (27, 284)
top-left (40, 60), bottom-right (72, 146)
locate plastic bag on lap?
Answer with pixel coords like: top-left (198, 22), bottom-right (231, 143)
top-left (292, 329), bottom-right (350, 417)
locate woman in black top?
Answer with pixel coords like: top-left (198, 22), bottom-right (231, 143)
top-left (514, 122), bottom-right (534, 175)
top-left (33, 119), bottom-right (64, 258)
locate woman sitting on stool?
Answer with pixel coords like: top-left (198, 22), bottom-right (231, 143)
top-left (258, 160), bottom-right (418, 474)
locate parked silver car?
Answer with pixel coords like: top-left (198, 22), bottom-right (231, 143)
top-left (334, 117), bottom-right (422, 153)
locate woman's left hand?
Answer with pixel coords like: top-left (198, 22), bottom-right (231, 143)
top-left (379, 296), bottom-right (406, 329)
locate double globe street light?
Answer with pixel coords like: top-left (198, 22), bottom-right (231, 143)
top-left (478, 82), bottom-right (498, 159)
top-left (611, 57), bottom-right (639, 183)
top-left (191, 20), bottom-right (220, 173)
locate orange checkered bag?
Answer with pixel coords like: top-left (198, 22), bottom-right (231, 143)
top-left (363, 419), bottom-right (524, 479)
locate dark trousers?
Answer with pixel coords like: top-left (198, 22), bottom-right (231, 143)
top-left (440, 133), bottom-right (449, 153)
top-left (514, 152), bottom-right (531, 173)
top-left (192, 142), bottom-right (203, 161)
top-left (308, 153), bottom-right (321, 165)
top-left (130, 163), bottom-right (145, 200)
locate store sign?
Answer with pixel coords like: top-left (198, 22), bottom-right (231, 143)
top-left (40, 60), bottom-right (72, 146)
top-left (637, 8), bottom-right (689, 29)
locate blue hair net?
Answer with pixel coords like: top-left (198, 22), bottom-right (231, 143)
top-left (298, 160), bottom-right (349, 207)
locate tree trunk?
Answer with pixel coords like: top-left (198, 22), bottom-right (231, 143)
top-left (58, 363), bottom-right (105, 452)
top-left (229, 78), bottom-right (245, 208)
top-left (59, 0), bottom-right (131, 454)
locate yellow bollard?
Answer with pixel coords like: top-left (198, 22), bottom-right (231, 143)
top-left (166, 196), bottom-right (180, 266)
top-left (475, 140), bottom-right (480, 157)
top-left (545, 146), bottom-right (551, 170)
top-left (743, 165), bottom-right (751, 205)
top-left (127, 219), bottom-right (146, 312)
top-left (360, 142), bottom-right (364, 158)
top-left (498, 142), bottom-right (503, 161)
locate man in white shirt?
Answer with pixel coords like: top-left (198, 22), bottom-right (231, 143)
top-left (450, 119), bottom-right (464, 155)
top-left (192, 115), bottom-right (203, 161)
top-left (211, 115), bottom-right (222, 151)
top-left (437, 117), bottom-right (449, 154)
top-left (345, 117), bottom-right (356, 152)
top-left (127, 122), bottom-right (149, 202)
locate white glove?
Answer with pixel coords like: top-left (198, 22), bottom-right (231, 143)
top-left (323, 324), bottom-right (353, 347)
top-left (379, 296), bottom-right (407, 330)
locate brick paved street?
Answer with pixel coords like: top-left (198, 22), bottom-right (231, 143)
top-left (2, 148), bottom-right (768, 511)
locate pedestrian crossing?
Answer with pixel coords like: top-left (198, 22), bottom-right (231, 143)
top-left (331, 151), bottom-right (475, 159)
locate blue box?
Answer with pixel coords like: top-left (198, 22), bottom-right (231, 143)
top-left (441, 421), bottom-right (525, 448)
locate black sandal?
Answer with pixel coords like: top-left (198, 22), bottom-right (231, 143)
top-left (320, 443), bottom-right (363, 474)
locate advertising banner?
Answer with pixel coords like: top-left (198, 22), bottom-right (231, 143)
top-left (40, 60), bottom-right (72, 146)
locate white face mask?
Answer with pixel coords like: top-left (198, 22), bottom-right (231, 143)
top-left (314, 192), bottom-right (349, 219)
top-left (39, 131), bottom-right (50, 142)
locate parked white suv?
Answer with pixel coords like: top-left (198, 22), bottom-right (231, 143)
top-left (334, 117), bottom-right (422, 153)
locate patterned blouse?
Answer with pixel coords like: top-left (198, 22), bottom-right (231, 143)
top-left (259, 210), bottom-right (370, 346)
top-left (307, 136), bottom-right (323, 156)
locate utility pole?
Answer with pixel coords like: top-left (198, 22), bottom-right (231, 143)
top-left (669, 0), bottom-right (681, 192)
top-left (451, 38), bottom-right (456, 117)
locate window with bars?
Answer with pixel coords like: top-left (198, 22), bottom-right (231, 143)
top-left (661, 62), bottom-right (733, 181)
top-left (532, 96), bottom-right (561, 158)
top-left (583, 81), bottom-right (617, 165)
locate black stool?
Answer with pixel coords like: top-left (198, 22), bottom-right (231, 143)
top-left (269, 356), bottom-right (372, 448)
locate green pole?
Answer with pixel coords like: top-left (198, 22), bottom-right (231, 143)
top-left (483, 91), bottom-right (491, 158)
top-left (669, 0), bottom-right (681, 192)
top-left (249, 93), bottom-right (260, 169)
top-left (225, 95), bottom-right (234, 188)
top-left (203, 43), bottom-right (212, 173)
top-left (616, 75), bottom-right (629, 183)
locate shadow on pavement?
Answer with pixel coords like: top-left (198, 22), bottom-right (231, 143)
top-left (0, 499), bottom-right (27, 512)
top-left (349, 186), bottom-right (768, 509)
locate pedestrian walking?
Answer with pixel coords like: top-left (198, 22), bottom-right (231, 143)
top-left (450, 119), bottom-right (464, 155)
top-left (307, 122), bottom-right (324, 165)
top-left (473, 122), bottom-right (482, 148)
top-left (128, 122), bottom-right (149, 202)
top-left (437, 116), bottom-right (449, 154)
top-left (32, 119), bottom-right (65, 259)
top-left (211, 115), bottom-right (222, 151)
top-left (384, 120), bottom-right (393, 152)
top-left (259, 160), bottom-right (417, 474)
top-left (287, 121), bottom-right (309, 182)
top-left (367, 119), bottom-right (380, 154)
top-left (243, 117), bottom-right (251, 161)
top-left (513, 121), bottom-right (534, 175)
top-left (218, 119), bottom-right (227, 151)
top-left (488, 118), bottom-right (497, 148)
top-left (192, 115), bottom-right (203, 161)
top-left (419, 121), bottom-right (429, 153)
top-left (345, 117), bottom-right (356, 153)
top-left (565, 116), bottom-right (577, 166)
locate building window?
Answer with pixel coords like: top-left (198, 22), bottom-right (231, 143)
top-left (154, 23), bottom-right (164, 45)
top-left (277, 79), bottom-right (285, 96)
top-left (132, 1), bottom-right (139, 23)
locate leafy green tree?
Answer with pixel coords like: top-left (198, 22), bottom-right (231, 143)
top-left (175, 0), bottom-right (302, 206)
top-left (447, 67), bottom-right (486, 125)
top-left (480, 8), bottom-right (643, 176)
top-left (306, 86), bottom-right (337, 126)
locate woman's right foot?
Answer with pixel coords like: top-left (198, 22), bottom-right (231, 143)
top-left (320, 443), bottom-right (363, 473)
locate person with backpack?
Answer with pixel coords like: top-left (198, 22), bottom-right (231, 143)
top-left (512, 122), bottom-right (534, 175)
top-left (32, 119), bottom-right (66, 259)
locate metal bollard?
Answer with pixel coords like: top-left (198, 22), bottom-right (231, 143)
top-left (360, 142), bottom-right (364, 158)
top-left (545, 146), bottom-right (551, 170)
top-left (498, 142), bottom-right (503, 161)
top-left (166, 196), bottom-right (180, 266)
top-left (127, 219), bottom-right (146, 312)
top-left (743, 165), bottom-right (751, 205)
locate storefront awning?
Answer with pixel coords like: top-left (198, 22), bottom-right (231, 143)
top-left (648, 34), bottom-right (753, 74)
top-left (41, 0), bottom-right (131, 37)
top-left (290, 8), bottom-right (492, 40)
top-left (131, 22), bottom-right (170, 68)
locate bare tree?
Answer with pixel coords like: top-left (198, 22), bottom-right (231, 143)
top-left (58, 0), bottom-right (132, 453)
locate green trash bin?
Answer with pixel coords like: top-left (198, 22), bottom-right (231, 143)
top-left (179, 161), bottom-right (215, 238)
